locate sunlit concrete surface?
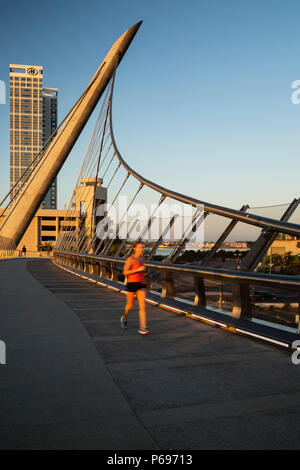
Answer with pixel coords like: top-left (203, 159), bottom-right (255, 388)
top-left (0, 258), bottom-right (156, 450)
top-left (1, 258), bottom-right (300, 449)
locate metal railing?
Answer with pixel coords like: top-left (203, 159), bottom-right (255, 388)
top-left (0, 250), bottom-right (53, 259)
top-left (54, 250), bottom-right (300, 324)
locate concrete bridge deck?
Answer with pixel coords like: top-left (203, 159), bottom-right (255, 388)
top-left (1, 258), bottom-right (300, 450)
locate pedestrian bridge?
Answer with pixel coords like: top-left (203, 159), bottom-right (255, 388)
top-left (1, 21), bottom-right (300, 449)
top-left (1, 256), bottom-right (300, 450)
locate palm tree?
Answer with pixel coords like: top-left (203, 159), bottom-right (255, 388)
top-left (37, 242), bottom-right (54, 252)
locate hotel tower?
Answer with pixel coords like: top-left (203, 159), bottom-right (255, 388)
top-left (9, 64), bottom-right (57, 208)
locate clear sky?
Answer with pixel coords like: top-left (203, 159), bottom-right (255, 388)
top-left (0, 0), bottom-right (300, 213)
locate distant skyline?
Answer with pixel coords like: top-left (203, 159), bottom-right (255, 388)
top-left (0, 0), bottom-right (300, 214)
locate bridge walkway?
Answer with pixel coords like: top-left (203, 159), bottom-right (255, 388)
top-left (1, 258), bottom-right (300, 449)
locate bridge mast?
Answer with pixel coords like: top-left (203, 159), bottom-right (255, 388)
top-left (0, 21), bottom-right (142, 249)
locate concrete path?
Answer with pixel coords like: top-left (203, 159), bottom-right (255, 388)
top-left (0, 259), bottom-right (156, 449)
top-left (1, 258), bottom-right (300, 449)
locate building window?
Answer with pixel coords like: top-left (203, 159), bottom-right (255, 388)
top-left (41, 236), bottom-right (56, 241)
top-left (41, 225), bottom-right (56, 231)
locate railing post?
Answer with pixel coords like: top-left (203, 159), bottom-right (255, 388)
top-left (161, 271), bottom-right (175, 299)
top-left (110, 263), bottom-right (118, 281)
top-left (87, 260), bottom-right (92, 273)
top-left (84, 258), bottom-right (90, 273)
top-left (91, 261), bottom-right (98, 275)
top-left (78, 257), bottom-right (84, 272)
top-left (194, 276), bottom-right (206, 307)
top-left (218, 284), bottom-right (223, 310)
top-left (99, 261), bottom-right (107, 278)
top-left (88, 261), bottom-right (92, 274)
top-left (95, 262), bottom-right (100, 275)
top-left (232, 283), bottom-right (252, 319)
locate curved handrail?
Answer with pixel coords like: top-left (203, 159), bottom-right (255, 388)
top-left (54, 250), bottom-right (300, 291)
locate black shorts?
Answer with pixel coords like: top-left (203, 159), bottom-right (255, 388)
top-left (126, 282), bottom-right (146, 293)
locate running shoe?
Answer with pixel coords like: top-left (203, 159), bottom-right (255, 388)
top-left (138, 328), bottom-right (150, 335)
top-left (120, 314), bottom-right (128, 330)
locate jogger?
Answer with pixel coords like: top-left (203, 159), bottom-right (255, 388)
top-left (121, 241), bottom-right (149, 334)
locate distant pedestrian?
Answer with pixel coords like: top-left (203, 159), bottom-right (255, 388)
top-left (121, 241), bottom-right (149, 335)
top-left (22, 245), bottom-right (26, 257)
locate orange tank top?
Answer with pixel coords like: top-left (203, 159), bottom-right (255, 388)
top-left (127, 257), bottom-right (146, 284)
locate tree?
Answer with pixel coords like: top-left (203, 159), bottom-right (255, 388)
top-left (263, 253), bottom-right (283, 267)
top-left (37, 242), bottom-right (54, 252)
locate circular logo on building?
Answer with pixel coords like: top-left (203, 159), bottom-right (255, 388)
top-left (27, 67), bottom-right (38, 76)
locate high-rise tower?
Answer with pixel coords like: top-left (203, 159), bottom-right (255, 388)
top-left (9, 64), bottom-right (43, 202)
top-left (9, 65), bottom-right (58, 209)
top-left (42, 87), bottom-right (58, 209)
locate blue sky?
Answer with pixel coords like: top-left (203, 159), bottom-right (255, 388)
top-left (0, 0), bottom-right (300, 212)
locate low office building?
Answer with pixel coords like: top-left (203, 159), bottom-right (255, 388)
top-left (267, 236), bottom-right (300, 256)
top-left (0, 178), bottom-right (107, 252)
top-left (0, 208), bottom-right (79, 252)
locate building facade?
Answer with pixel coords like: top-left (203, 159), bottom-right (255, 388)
top-left (0, 208), bottom-right (79, 252)
top-left (9, 65), bottom-right (58, 208)
top-left (9, 64), bottom-right (43, 201)
top-left (0, 178), bottom-right (107, 252)
top-left (267, 235), bottom-right (300, 256)
top-left (42, 87), bottom-right (58, 209)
